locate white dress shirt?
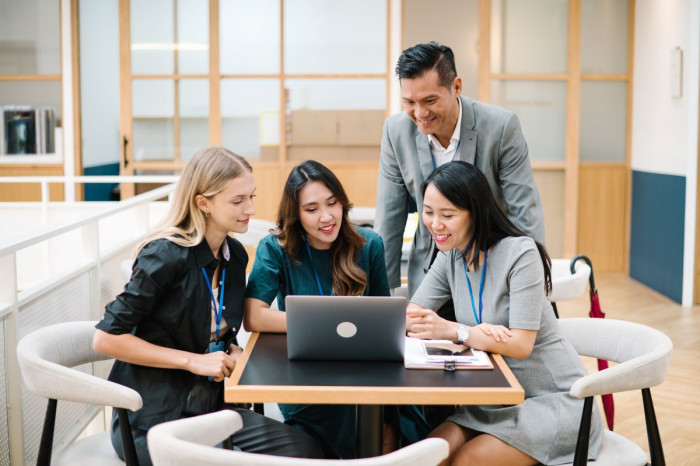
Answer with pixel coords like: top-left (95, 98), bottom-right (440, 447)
top-left (427, 98), bottom-right (463, 167)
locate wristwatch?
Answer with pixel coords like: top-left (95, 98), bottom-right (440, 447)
top-left (455, 324), bottom-right (470, 345)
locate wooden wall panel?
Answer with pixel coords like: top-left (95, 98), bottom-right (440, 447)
top-left (533, 169), bottom-right (564, 258)
top-left (249, 161), bottom-right (380, 223)
top-left (321, 162), bottom-right (379, 210)
top-left (0, 166), bottom-right (65, 201)
top-left (577, 164), bottom-right (628, 272)
top-left (250, 163), bottom-right (286, 222)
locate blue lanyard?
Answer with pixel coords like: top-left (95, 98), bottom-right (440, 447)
top-left (201, 266), bottom-right (226, 338)
top-left (429, 139), bottom-right (461, 171)
top-left (462, 249), bottom-right (488, 325)
top-left (304, 234), bottom-right (333, 296)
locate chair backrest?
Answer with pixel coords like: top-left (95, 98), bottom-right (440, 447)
top-left (558, 318), bottom-right (673, 398)
top-left (148, 410), bottom-right (449, 466)
top-left (17, 320), bottom-right (142, 411)
top-left (548, 259), bottom-right (591, 302)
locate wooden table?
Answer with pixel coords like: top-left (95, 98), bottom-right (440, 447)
top-left (225, 333), bottom-right (524, 458)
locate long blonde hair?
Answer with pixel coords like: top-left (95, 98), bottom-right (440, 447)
top-left (135, 147), bottom-right (252, 256)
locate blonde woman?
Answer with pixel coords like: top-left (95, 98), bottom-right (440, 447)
top-left (245, 160), bottom-right (429, 459)
top-left (93, 147), bottom-right (322, 465)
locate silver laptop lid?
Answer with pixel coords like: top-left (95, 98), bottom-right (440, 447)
top-left (286, 295), bottom-right (407, 361)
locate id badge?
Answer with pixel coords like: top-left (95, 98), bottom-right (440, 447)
top-left (208, 339), bottom-right (225, 353)
top-left (208, 339), bottom-right (226, 381)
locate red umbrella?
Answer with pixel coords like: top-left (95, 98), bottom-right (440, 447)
top-left (571, 255), bottom-right (614, 430)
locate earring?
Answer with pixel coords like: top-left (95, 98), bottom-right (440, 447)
top-left (205, 211), bottom-right (210, 218)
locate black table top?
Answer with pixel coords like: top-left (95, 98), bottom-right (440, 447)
top-left (238, 333), bottom-right (512, 389)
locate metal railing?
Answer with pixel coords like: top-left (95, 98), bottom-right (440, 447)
top-left (0, 181), bottom-right (176, 465)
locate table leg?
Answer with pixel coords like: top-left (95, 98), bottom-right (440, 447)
top-left (356, 404), bottom-right (383, 458)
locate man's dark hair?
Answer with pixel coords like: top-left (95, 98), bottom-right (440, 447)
top-left (395, 41), bottom-right (457, 88)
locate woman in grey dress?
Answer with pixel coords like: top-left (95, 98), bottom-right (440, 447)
top-left (406, 161), bottom-right (602, 465)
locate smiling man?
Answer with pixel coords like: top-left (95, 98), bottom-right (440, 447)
top-left (375, 42), bottom-right (544, 311)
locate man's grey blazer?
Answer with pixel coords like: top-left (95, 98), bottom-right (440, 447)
top-left (374, 96), bottom-right (545, 298)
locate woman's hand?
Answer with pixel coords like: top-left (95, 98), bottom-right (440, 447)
top-left (475, 323), bottom-right (513, 343)
top-left (406, 307), bottom-right (460, 341)
top-left (244, 298), bottom-right (287, 333)
top-left (93, 330), bottom-right (247, 379)
top-left (227, 344), bottom-right (244, 362)
top-left (185, 351), bottom-right (237, 382)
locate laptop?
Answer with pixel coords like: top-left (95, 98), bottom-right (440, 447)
top-left (286, 295), bottom-right (407, 361)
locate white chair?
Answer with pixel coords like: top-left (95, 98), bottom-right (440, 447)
top-left (548, 258), bottom-right (591, 303)
top-left (17, 321), bottom-right (143, 466)
top-left (348, 206), bottom-right (376, 229)
top-left (558, 318), bottom-right (672, 466)
top-left (148, 410), bottom-right (449, 466)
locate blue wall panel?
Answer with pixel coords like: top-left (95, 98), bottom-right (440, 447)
top-left (629, 170), bottom-right (685, 303)
top-left (83, 163), bottom-right (119, 201)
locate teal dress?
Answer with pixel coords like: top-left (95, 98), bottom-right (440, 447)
top-left (246, 227), bottom-right (429, 458)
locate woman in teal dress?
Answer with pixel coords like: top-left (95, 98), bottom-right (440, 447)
top-left (245, 160), bottom-right (429, 459)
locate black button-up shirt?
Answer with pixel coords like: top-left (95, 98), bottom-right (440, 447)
top-left (96, 236), bottom-right (247, 430)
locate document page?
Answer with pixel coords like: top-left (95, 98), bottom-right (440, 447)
top-left (404, 337), bottom-right (493, 369)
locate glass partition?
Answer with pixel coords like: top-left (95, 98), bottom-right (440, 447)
top-left (131, 0), bottom-right (175, 75)
top-left (285, 79), bottom-right (385, 110)
top-left (580, 81), bottom-right (627, 162)
top-left (179, 79), bottom-right (209, 160)
top-left (284, 0), bottom-right (386, 74)
top-left (220, 0), bottom-right (280, 74)
top-left (0, 81), bottom-right (61, 155)
top-left (132, 79), bottom-right (174, 161)
top-left (490, 80), bottom-right (567, 162)
top-left (404, 0), bottom-right (479, 99)
top-left (177, 0), bottom-right (209, 75)
top-left (221, 79), bottom-right (280, 159)
top-left (121, 0), bottom-right (389, 173)
top-left (491, 0), bottom-right (568, 74)
top-left (581, 0), bottom-right (629, 75)
top-left (0, 81), bottom-right (61, 118)
top-left (0, 0), bottom-right (61, 75)
top-left (285, 79), bottom-right (385, 161)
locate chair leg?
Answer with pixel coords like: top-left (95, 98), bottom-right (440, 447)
top-left (573, 397), bottom-right (593, 466)
top-left (117, 408), bottom-right (140, 466)
top-left (253, 403), bottom-right (264, 415)
top-left (37, 398), bottom-right (57, 466)
top-left (642, 388), bottom-right (666, 466)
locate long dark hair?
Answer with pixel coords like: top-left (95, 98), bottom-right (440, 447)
top-left (275, 160), bottom-right (367, 296)
top-left (422, 161), bottom-right (551, 294)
